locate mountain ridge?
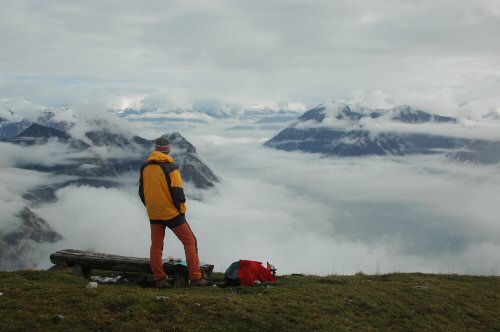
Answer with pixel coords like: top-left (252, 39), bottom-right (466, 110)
top-left (6, 121), bottom-right (219, 189)
top-left (265, 103), bottom-right (500, 163)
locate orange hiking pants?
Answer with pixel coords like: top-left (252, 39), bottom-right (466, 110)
top-left (150, 222), bottom-right (202, 281)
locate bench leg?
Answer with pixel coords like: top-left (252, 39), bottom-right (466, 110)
top-left (173, 271), bottom-right (188, 287)
top-left (72, 264), bottom-right (92, 280)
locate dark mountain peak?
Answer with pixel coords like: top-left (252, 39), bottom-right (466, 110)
top-left (83, 117), bottom-right (150, 149)
top-left (18, 118), bottom-right (33, 126)
top-left (298, 105), bottom-right (327, 122)
top-left (3, 207), bottom-right (62, 245)
top-left (162, 132), bottom-right (219, 188)
top-left (169, 132), bottom-right (197, 153)
top-left (298, 103), bottom-right (372, 123)
top-left (132, 135), bottom-right (153, 147)
top-left (10, 123), bottom-right (89, 149)
top-left (335, 104), bottom-right (365, 121)
top-left (0, 207), bottom-right (62, 270)
top-left (16, 123), bottom-right (71, 140)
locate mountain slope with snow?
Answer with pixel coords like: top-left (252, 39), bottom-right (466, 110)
top-left (265, 103), bottom-right (500, 163)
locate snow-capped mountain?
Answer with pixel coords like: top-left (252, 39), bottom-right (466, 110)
top-left (118, 107), bottom-right (214, 123)
top-left (265, 103), bottom-right (500, 163)
top-left (295, 103), bottom-right (455, 124)
top-left (115, 102), bottom-right (304, 124)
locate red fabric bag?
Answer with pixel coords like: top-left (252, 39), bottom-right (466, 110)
top-left (237, 260), bottom-right (277, 286)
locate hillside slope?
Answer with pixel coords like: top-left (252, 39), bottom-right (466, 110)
top-left (0, 271), bottom-right (498, 331)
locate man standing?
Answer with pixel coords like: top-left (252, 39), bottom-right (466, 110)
top-left (139, 135), bottom-right (208, 287)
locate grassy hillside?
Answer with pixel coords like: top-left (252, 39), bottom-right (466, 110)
top-left (0, 270), bottom-right (499, 331)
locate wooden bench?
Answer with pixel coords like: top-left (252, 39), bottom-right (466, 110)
top-left (50, 249), bottom-right (214, 287)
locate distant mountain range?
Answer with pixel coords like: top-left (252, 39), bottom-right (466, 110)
top-left (5, 121), bottom-right (219, 196)
top-left (116, 105), bottom-right (302, 124)
top-left (265, 103), bottom-right (500, 164)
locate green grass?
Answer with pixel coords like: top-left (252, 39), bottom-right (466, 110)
top-left (0, 270), bottom-right (499, 331)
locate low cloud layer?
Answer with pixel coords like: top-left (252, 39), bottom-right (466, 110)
top-left (1, 107), bottom-right (499, 275)
top-left (1, 119), bottom-right (492, 275)
top-left (185, 129), bottom-right (500, 274)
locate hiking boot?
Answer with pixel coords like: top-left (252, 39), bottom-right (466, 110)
top-left (189, 279), bottom-right (212, 287)
top-left (155, 278), bottom-right (172, 289)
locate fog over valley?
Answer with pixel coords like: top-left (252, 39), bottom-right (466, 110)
top-left (1, 101), bottom-right (499, 275)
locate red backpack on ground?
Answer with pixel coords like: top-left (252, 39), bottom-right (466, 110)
top-left (224, 260), bottom-right (277, 286)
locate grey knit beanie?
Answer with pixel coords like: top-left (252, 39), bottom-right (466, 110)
top-left (155, 135), bottom-right (171, 154)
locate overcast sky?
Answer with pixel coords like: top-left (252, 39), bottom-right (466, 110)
top-left (1, 0), bottom-right (499, 113)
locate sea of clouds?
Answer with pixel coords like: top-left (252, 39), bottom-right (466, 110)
top-left (1, 106), bottom-right (500, 275)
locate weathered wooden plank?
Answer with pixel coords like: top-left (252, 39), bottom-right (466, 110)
top-left (50, 249), bottom-right (214, 279)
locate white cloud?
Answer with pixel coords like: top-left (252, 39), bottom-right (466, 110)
top-left (34, 186), bottom-right (150, 260)
top-left (183, 126), bottom-right (500, 275)
top-left (0, 141), bottom-right (79, 168)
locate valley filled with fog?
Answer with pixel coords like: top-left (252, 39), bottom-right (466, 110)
top-left (157, 121), bottom-right (500, 275)
top-left (3, 107), bottom-right (497, 276)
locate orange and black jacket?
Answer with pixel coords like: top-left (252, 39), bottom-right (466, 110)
top-left (139, 151), bottom-right (187, 227)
